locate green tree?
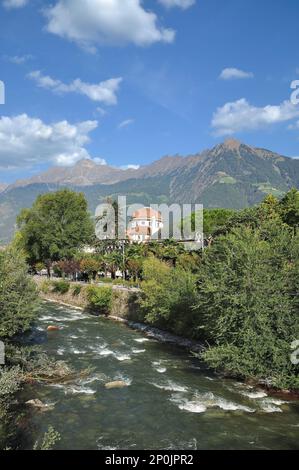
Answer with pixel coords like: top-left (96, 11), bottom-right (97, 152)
top-left (79, 257), bottom-right (101, 282)
top-left (212, 191), bottom-right (298, 237)
top-left (126, 258), bottom-right (143, 282)
top-left (94, 197), bottom-right (126, 253)
top-left (188, 208), bottom-right (235, 238)
top-left (203, 208), bottom-right (235, 236)
top-left (279, 188), bottom-right (299, 229)
top-left (0, 248), bottom-right (38, 339)
top-left (17, 189), bottom-right (94, 276)
top-left (160, 239), bottom-right (185, 267)
top-left (103, 251), bottom-right (122, 279)
top-left (194, 222), bottom-right (299, 389)
top-left (176, 252), bottom-right (201, 273)
top-left (140, 258), bottom-right (198, 337)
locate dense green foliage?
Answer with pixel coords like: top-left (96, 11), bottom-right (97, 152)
top-left (140, 258), bottom-right (198, 337)
top-left (140, 190), bottom-right (299, 390)
top-left (0, 248), bottom-right (38, 448)
top-left (196, 222), bottom-right (299, 389)
top-left (34, 426), bottom-right (61, 451)
top-left (86, 285), bottom-right (113, 314)
top-left (39, 279), bottom-right (52, 294)
top-left (0, 366), bottom-right (24, 420)
top-left (0, 248), bottom-right (71, 449)
top-left (17, 189), bottom-right (94, 273)
top-left (52, 280), bottom-right (71, 295)
top-left (0, 248), bottom-right (38, 339)
top-left (190, 208), bottom-right (235, 236)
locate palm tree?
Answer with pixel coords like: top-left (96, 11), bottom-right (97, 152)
top-left (160, 239), bottom-right (184, 267)
top-left (103, 251), bottom-right (122, 279)
top-left (126, 257), bottom-right (143, 282)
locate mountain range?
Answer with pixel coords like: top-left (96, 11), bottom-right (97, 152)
top-left (1, 139), bottom-right (299, 244)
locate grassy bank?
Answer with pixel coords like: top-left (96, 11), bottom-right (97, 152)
top-left (35, 277), bottom-right (142, 321)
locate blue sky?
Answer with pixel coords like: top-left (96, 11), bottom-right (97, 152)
top-left (0, 0), bottom-right (299, 183)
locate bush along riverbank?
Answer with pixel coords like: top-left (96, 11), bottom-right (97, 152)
top-left (37, 277), bottom-right (141, 320)
top-left (138, 196), bottom-right (299, 394)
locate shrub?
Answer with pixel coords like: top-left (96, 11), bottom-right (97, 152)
top-left (140, 258), bottom-right (198, 337)
top-left (0, 366), bottom-right (24, 419)
top-left (40, 279), bottom-right (52, 294)
top-left (0, 248), bottom-right (38, 339)
top-left (85, 285), bottom-right (112, 315)
top-left (51, 280), bottom-right (70, 295)
top-left (195, 222), bottom-right (299, 390)
top-left (34, 426), bottom-right (61, 451)
top-left (72, 284), bottom-right (82, 297)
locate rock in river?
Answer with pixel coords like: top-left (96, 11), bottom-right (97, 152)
top-left (26, 399), bottom-right (55, 412)
top-left (105, 381), bottom-right (128, 390)
top-left (47, 325), bottom-right (60, 332)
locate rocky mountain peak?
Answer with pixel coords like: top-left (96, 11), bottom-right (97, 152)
top-left (223, 138), bottom-right (242, 150)
top-left (75, 159), bottom-right (98, 169)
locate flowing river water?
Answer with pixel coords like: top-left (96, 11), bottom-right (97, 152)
top-left (21, 301), bottom-right (299, 450)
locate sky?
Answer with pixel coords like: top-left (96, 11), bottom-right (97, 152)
top-left (0, 0), bottom-right (299, 183)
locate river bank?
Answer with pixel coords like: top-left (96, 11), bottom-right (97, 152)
top-left (35, 279), bottom-right (299, 399)
top-left (36, 277), bottom-right (299, 397)
top-left (40, 296), bottom-right (205, 353)
top-left (34, 276), bottom-right (205, 352)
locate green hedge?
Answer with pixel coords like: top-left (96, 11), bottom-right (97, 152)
top-left (86, 285), bottom-right (112, 315)
top-left (51, 280), bottom-right (70, 294)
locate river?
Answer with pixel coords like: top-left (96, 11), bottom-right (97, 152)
top-left (21, 301), bottom-right (299, 450)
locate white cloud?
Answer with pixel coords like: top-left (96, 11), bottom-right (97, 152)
top-left (6, 54), bottom-right (33, 64)
top-left (219, 68), bottom-right (254, 80)
top-left (28, 70), bottom-right (122, 105)
top-left (44, 0), bottom-right (175, 51)
top-left (121, 164), bottom-right (140, 170)
top-left (211, 98), bottom-right (299, 136)
top-left (2, 0), bottom-right (28, 9)
top-left (118, 119), bottom-right (134, 129)
top-left (0, 114), bottom-right (99, 169)
top-left (93, 157), bottom-right (107, 165)
top-left (158, 0), bottom-right (195, 9)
